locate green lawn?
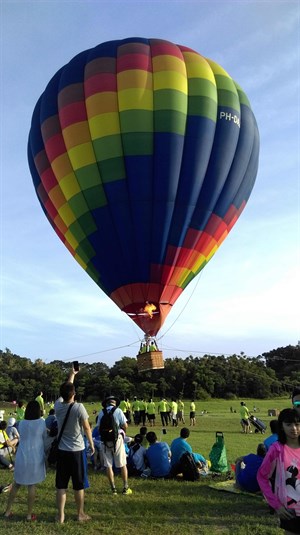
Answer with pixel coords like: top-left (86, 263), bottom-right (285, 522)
top-left (0, 398), bottom-right (289, 534)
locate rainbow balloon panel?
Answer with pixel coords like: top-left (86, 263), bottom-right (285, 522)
top-left (28, 37), bottom-right (259, 336)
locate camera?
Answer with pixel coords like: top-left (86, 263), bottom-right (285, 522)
top-left (73, 361), bottom-right (80, 372)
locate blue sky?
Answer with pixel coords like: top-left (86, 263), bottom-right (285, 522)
top-left (1, 0), bottom-right (299, 367)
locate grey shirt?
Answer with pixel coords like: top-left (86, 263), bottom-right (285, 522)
top-left (54, 398), bottom-right (89, 452)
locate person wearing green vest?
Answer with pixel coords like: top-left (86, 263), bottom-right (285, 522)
top-left (177, 399), bottom-right (185, 424)
top-left (132, 397), bottom-right (141, 426)
top-left (119, 399), bottom-right (127, 413)
top-left (240, 402), bottom-right (251, 433)
top-left (139, 399), bottom-right (147, 426)
top-left (171, 399), bottom-right (178, 427)
top-left (147, 399), bottom-right (156, 427)
top-left (157, 398), bottom-right (168, 427)
top-left (16, 401), bottom-right (26, 426)
top-left (190, 400), bottom-right (196, 426)
top-left (35, 392), bottom-right (45, 417)
top-left (125, 398), bottom-right (132, 424)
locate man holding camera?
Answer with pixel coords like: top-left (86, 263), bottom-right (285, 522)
top-left (54, 365), bottom-right (94, 523)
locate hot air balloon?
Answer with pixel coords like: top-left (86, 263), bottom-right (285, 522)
top-left (28, 37), bottom-right (259, 371)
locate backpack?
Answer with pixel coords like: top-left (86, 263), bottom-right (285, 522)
top-left (99, 407), bottom-right (118, 447)
top-left (179, 452), bottom-right (200, 481)
top-left (209, 432), bottom-right (229, 473)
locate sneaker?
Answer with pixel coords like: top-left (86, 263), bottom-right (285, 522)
top-left (122, 487), bottom-right (132, 495)
top-left (112, 488), bottom-right (117, 495)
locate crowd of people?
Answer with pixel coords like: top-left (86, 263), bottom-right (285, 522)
top-left (1, 371), bottom-right (300, 533)
top-left (118, 396), bottom-right (196, 427)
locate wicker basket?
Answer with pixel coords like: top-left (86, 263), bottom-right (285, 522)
top-left (137, 351), bottom-right (164, 372)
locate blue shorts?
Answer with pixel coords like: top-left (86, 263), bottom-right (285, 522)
top-left (56, 449), bottom-right (87, 491)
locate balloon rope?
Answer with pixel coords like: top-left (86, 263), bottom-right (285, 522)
top-left (63, 340), bottom-right (141, 362)
top-left (158, 271), bottom-right (203, 342)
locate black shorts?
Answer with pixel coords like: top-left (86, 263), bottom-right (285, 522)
top-left (56, 449), bottom-right (85, 491)
top-left (280, 515), bottom-right (300, 533)
top-left (190, 411), bottom-right (196, 418)
top-left (148, 414), bottom-right (155, 420)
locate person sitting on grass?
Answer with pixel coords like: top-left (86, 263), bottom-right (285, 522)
top-left (145, 431), bottom-right (171, 478)
top-left (127, 434), bottom-right (147, 476)
top-left (170, 427), bottom-right (207, 477)
top-left (264, 420), bottom-right (279, 451)
top-left (6, 418), bottom-right (19, 451)
top-left (139, 426), bottom-right (148, 448)
top-left (235, 443), bottom-right (266, 493)
top-left (0, 421), bottom-right (16, 469)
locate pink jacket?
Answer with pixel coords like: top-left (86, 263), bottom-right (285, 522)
top-left (257, 441), bottom-right (287, 511)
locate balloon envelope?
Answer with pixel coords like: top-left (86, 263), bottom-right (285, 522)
top-left (28, 37), bottom-right (259, 336)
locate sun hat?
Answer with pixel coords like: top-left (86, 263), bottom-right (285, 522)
top-left (102, 395), bottom-right (120, 408)
top-left (7, 417), bottom-right (16, 427)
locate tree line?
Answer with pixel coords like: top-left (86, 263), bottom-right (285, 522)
top-left (0, 345), bottom-right (299, 403)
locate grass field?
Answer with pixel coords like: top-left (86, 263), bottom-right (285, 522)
top-left (0, 398), bottom-right (290, 534)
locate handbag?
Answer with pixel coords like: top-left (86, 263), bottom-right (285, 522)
top-left (48, 402), bottom-right (74, 467)
top-left (209, 431), bottom-right (229, 473)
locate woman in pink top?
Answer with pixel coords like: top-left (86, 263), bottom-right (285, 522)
top-left (257, 408), bottom-right (300, 534)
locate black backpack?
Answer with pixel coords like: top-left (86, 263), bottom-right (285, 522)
top-left (180, 452), bottom-right (200, 481)
top-left (99, 407), bottom-right (118, 447)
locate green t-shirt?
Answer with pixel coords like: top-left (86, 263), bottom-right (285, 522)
top-left (119, 400), bottom-right (127, 412)
top-left (158, 400), bottom-right (167, 412)
top-left (147, 401), bottom-right (156, 415)
top-left (16, 406), bottom-right (25, 421)
top-left (35, 395), bottom-right (44, 411)
top-left (240, 405), bottom-right (250, 419)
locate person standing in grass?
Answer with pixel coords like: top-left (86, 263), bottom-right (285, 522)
top-left (132, 397), bottom-right (141, 426)
top-left (177, 399), bottom-right (185, 425)
top-left (4, 400), bottom-right (47, 521)
top-left (190, 400), bottom-right (196, 426)
top-left (97, 395), bottom-right (132, 496)
top-left (292, 387), bottom-right (300, 417)
top-left (158, 398), bottom-right (168, 427)
top-left (55, 367), bottom-right (95, 523)
top-left (171, 399), bottom-right (178, 427)
top-left (257, 408), bottom-right (300, 534)
top-left (35, 391), bottom-right (45, 417)
top-left (140, 399), bottom-right (147, 426)
top-left (240, 402), bottom-right (251, 433)
top-left (15, 401), bottom-right (26, 427)
top-left (147, 399), bottom-right (156, 427)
